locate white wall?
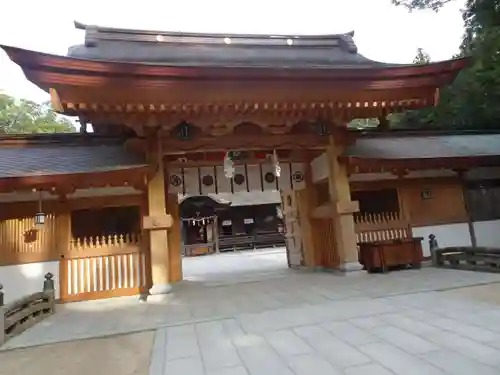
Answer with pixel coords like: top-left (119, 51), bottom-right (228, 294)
top-left (473, 220), bottom-right (500, 247)
top-left (412, 223), bottom-right (471, 257)
top-left (0, 261), bottom-right (59, 305)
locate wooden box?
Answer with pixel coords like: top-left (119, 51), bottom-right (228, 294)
top-left (358, 237), bottom-right (423, 273)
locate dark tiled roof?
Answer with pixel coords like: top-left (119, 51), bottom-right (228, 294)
top-left (179, 192), bottom-right (281, 206)
top-left (0, 144), bottom-right (147, 178)
top-left (344, 133), bottom-right (500, 159)
top-left (67, 22), bottom-right (396, 69)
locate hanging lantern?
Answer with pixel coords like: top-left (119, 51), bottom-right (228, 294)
top-left (224, 151), bottom-right (235, 179)
top-left (272, 149), bottom-right (281, 177)
top-left (34, 190), bottom-right (46, 226)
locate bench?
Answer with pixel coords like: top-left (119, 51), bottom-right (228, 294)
top-left (253, 232), bottom-right (286, 249)
top-left (218, 235), bottom-right (255, 252)
top-left (183, 243), bottom-right (215, 257)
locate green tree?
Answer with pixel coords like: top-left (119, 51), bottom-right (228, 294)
top-left (390, 0), bottom-right (500, 129)
top-left (413, 48), bottom-right (431, 64)
top-left (0, 93), bottom-right (76, 134)
top-left (391, 0), bottom-right (454, 12)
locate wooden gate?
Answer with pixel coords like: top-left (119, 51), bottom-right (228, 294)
top-left (59, 233), bottom-right (150, 302)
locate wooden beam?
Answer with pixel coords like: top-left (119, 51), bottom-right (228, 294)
top-left (162, 134), bottom-right (329, 153)
top-left (49, 88), bottom-right (64, 113)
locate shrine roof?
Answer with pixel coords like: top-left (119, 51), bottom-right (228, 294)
top-left (0, 135), bottom-right (146, 178)
top-left (179, 191), bottom-right (282, 206)
top-left (0, 21), bottom-right (470, 113)
top-left (344, 131), bottom-right (500, 160)
top-left (210, 191), bottom-right (282, 206)
top-left (67, 21), bottom-right (393, 69)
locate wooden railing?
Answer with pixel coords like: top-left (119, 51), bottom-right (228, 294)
top-left (354, 212), bottom-right (411, 244)
top-left (70, 233), bottom-right (141, 252)
top-left (1, 273), bottom-right (56, 346)
top-left (217, 232), bottom-right (285, 252)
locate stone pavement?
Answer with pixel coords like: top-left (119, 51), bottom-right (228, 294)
top-left (3, 249), bottom-right (500, 374)
top-left (0, 331), bottom-right (154, 375)
top-left (148, 284), bottom-right (500, 375)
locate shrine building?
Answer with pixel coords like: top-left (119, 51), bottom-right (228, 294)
top-left (1, 21), bottom-right (499, 303)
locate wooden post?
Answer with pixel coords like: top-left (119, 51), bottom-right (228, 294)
top-left (167, 193), bottom-right (182, 282)
top-left (457, 170), bottom-right (477, 247)
top-left (55, 198), bottom-right (71, 302)
top-left (214, 215), bottom-right (220, 253)
top-left (0, 283), bottom-right (4, 346)
top-left (296, 156), bottom-right (320, 268)
top-left (146, 138), bottom-right (171, 296)
top-left (326, 136), bottom-right (361, 273)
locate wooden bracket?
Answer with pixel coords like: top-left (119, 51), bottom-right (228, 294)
top-left (142, 214), bottom-right (173, 230)
top-left (49, 88), bottom-right (63, 113)
top-left (336, 200), bottom-right (359, 215)
top-left (310, 200), bottom-right (359, 219)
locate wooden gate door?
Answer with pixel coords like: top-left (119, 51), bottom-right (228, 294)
top-left (281, 192), bottom-right (304, 268)
top-left (59, 234), bottom-right (150, 302)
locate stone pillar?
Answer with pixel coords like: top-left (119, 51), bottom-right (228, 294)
top-left (147, 162), bottom-right (171, 295)
top-left (326, 137), bottom-right (361, 272)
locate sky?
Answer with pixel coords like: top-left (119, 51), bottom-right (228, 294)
top-left (0, 0), bottom-right (466, 103)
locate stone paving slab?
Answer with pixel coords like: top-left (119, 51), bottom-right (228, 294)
top-left (0, 331), bottom-right (154, 375)
top-left (5, 249), bottom-right (500, 375)
top-left (3, 266), bottom-right (500, 351)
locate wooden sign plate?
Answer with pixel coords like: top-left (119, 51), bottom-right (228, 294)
top-left (142, 214), bottom-right (173, 230)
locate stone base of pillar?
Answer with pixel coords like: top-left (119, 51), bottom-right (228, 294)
top-left (338, 262), bottom-right (364, 274)
top-left (149, 283), bottom-right (172, 296)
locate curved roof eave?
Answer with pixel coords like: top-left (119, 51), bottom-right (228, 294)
top-left (0, 44), bottom-right (471, 82)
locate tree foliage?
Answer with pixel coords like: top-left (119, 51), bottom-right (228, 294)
top-left (390, 0), bottom-right (500, 129)
top-left (413, 48), bottom-right (431, 64)
top-left (0, 93), bottom-right (76, 134)
top-left (392, 0), bottom-right (453, 11)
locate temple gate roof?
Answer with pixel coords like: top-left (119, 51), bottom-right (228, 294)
top-left (68, 21), bottom-right (397, 69)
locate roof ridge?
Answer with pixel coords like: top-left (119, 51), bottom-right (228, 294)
top-left (74, 20), bottom-right (356, 40)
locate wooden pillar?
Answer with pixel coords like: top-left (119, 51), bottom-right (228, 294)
top-left (55, 197), bottom-right (71, 301)
top-left (167, 193), bottom-right (182, 282)
top-left (296, 159), bottom-right (321, 268)
top-left (457, 170), bottom-right (477, 247)
top-left (214, 215), bottom-right (220, 253)
top-left (326, 136), bottom-right (361, 272)
top-left (147, 153), bottom-right (171, 295)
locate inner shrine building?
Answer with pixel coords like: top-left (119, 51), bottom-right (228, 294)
top-left (0, 21), bottom-right (478, 302)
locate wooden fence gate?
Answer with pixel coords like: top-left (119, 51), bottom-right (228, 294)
top-left (59, 233), bottom-right (150, 302)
